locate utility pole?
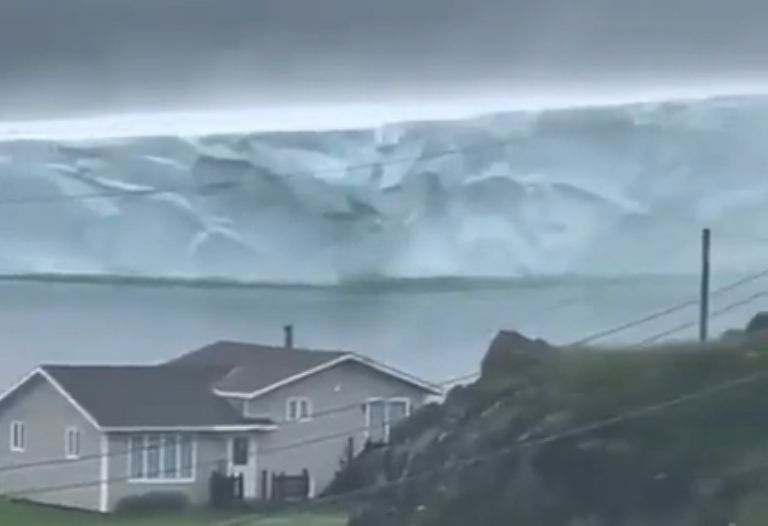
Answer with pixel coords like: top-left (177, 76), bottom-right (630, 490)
top-left (699, 228), bottom-right (711, 343)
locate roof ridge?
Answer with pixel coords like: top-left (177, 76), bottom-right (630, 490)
top-left (200, 340), bottom-right (350, 354)
top-left (42, 364), bottom-right (162, 370)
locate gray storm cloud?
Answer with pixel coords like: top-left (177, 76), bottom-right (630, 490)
top-left (1, 0), bottom-right (768, 120)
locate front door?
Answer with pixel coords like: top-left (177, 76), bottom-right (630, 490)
top-left (229, 436), bottom-right (257, 499)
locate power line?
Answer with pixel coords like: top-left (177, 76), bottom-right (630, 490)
top-left (10, 358), bottom-right (768, 509)
top-left (641, 290), bottom-right (768, 345)
top-left (0, 283), bottom-right (636, 476)
top-left (217, 367), bottom-right (768, 526)
top-left (570, 266), bottom-right (768, 346)
top-left (0, 371), bottom-right (445, 475)
top-left (6, 266), bottom-right (768, 502)
top-left (5, 266), bottom-right (768, 478)
top-left (8, 284), bottom-right (768, 506)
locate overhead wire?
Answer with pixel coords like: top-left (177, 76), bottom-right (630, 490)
top-left (640, 290), bottom-right (768, 345)
top-left (4, 265), bottom-right (768, 479)
top-left (570, 265), bottom-right (768, 346)
top-left (7, 281), bottom-right (768, 506)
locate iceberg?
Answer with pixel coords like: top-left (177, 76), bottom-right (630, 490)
top-left (1, 95), bottom-right (768, 284)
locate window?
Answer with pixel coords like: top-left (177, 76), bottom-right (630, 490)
top-left (365, 399), bottom-right (411, 443)
top-left (129, 435), bottom-right (144, 479)
top-left (232, 436), bottom-right (250, 466)
top-left (10, 421), bottom-right (25, 452)
top-left (65, 427), bottom-right (81, 459)
top-left (162, 435), bottom-right (178, 478)
top-left (286, 397), bottom-right (312, 421)
top-left (367, 400), bottom-right (387, 443)
top-left (146, 435), bottom-right (161, 479)
top-left (180, 436), bottom-right (194, 479)
top-left (128, 434), bottom-right (196, 482)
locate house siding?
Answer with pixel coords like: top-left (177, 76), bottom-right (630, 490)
top-left (0, 375), bottom-right (102, 511)
top-left (246, 361), bottom-right (430, 496)
top-left (106, 432), bottom-right (228, 511)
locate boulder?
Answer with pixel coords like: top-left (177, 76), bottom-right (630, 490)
top-left (480, 330), bottom-right (557, 380)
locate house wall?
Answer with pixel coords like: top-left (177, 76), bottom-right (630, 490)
top-left (245, 361), bottom-right (430, 496)
top-left (0, 374), bottom-right (102, 511)
top-left (106, 432), bottom-right (228, 511)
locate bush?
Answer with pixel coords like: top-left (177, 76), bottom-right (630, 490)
top-left (113, 491), bottom-right (190, 515)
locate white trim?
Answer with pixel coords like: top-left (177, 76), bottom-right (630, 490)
top-left (227, 435), bottom-right (258, 499)
top-left (214, 354), bottom-right (443, 400)
top-left (214, 355), bottom-right (350, 399)
top-left (102, 424), bottom-right (276, 432)
top-left (9, 420), bottom-right (25, 452)
top-left (0, 369), bottom-right (40, 406)
top-left (307, 473), bottom-right (316, 499)
top-left (0, 367), bottom-right (279, 433)
top-left (38, 368), bottom-right (102, 430)
top-left (35, 368), bottom-right (102, 431)
top-left (285, 396), bottom-right (313, 422)
top-left (350, 355), bottom-right (443, 395)
top-left (65, 426), bottom-right (81, 459)
top-left (99, 435), bottom-right (109, 513)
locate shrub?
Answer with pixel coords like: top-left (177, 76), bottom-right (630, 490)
top-left (113, 491), bottom-right (190, 515)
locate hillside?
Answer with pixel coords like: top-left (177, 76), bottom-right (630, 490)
top-left (331, 316), bottom-right (768, 526)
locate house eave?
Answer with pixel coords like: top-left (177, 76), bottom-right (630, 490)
top-left (100, 424), bottom-right (277, 433)
top-left (213, 354), bottom-right (443, 400)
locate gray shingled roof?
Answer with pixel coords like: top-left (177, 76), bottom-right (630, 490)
top-left (42, 365), bottom-right (274, 429)
top-left (169, 341), bottom-right (349, 395)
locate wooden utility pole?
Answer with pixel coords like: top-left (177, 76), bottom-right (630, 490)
top-left (699, 228), bottom-right (711, 342)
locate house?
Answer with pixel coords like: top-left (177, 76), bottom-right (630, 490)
top-left (0, 334), bottom-right (441, 512)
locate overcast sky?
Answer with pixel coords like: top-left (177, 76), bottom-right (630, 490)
top-left (2, 0), bottom-right (768, 122)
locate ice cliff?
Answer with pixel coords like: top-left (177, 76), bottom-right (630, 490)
top-left (1, 95), bottom-right (767, 283)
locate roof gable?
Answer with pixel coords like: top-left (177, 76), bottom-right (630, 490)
top-left (0, 368), bottom-right (101, 430)
top-left (38, 365), bottom-right (274, 430)
top-left (170, 340), bottom-right (350, 394)
top-left (171, 341), bottom-right (441, 398)
top-left (170, 340), bottom-right (347, 369)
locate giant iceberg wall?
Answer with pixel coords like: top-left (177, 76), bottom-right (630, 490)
top-left (1, 96), bottom-right (768, 283)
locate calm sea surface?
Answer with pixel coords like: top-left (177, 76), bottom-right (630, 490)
top-left (0, 273), bottom-right (764, 389)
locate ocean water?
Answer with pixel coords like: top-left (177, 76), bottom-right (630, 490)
top-left (0, 272), bottom-right (764, 390)
top-left (3, 96), bottom-right (768, 390)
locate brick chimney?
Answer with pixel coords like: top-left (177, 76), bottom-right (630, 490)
top-left (284, 324), bottom-right (294, 349)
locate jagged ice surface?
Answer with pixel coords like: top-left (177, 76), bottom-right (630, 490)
top-left (2, 96), bottom-right (768, 284)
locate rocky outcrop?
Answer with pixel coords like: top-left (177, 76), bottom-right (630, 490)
top-left (480, 330), bottom-right (558, 380)
top-left (332, 325), bottom-right (768, 526)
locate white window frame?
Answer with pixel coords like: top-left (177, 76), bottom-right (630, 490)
top-left (127, 433), bottom-right (197, 484)
top-left (364, 397), bottom-right (412, 443)
top-left (10, 420), bottom-right (25, 453)
top-left (65, 426), bottom-right (81, 459)
top-left (285, 397), bottom-right (313, 422)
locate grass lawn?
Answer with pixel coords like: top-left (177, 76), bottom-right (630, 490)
top-left (0, 500), bottom-right (347, 526)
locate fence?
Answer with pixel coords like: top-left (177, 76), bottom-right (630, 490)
top-left (270, 469), bottom-right (311, 501)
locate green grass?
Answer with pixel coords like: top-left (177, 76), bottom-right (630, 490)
top-left (0, 500), bottom-right (346, 526)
